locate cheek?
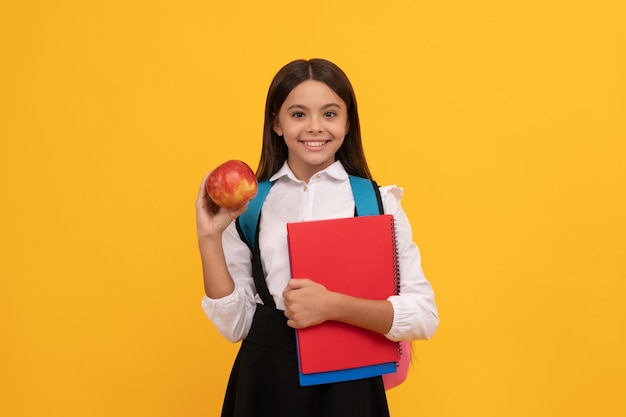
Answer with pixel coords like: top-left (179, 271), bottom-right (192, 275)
top-left (281, 126), bottom-right (297, 139)
top-left (282, 127), bottom-right (302, 144)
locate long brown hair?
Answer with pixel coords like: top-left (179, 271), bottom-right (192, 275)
top-left (255, 58), bottom-right (373, 181)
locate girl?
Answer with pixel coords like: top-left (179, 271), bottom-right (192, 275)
top-left (196, 58), bottom-right (438, 417)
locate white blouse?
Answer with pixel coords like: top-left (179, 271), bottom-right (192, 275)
top-left (202, 161), bottom-right (439, 343)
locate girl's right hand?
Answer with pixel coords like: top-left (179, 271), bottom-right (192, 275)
top-left (195, 172), bottom-right (249, 239)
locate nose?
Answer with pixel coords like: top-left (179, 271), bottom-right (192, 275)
top-left (307, 121), bottom-right (324, 133)
top-left (307, 116), bottom-right (323, 133)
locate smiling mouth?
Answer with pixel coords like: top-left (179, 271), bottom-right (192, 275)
top-left (300, 140), bottom-right (329, 147)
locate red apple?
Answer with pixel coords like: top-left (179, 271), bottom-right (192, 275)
top-left (206, 160), bottom-right (258, 209)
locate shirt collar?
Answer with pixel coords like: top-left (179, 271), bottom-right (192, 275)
top-left (269, 160), bottom-right (349, 183)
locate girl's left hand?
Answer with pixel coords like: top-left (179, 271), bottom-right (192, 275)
top-left (282, 279), bottom-right (334, 329)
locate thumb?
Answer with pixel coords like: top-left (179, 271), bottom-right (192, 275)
top-left (286, 278), bottom-right (311, 290)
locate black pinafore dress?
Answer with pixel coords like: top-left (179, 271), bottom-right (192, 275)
top-left (219, 222), bottom-right (391, 417)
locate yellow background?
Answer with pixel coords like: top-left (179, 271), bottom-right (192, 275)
top-left (2, 1), bottom-right (625, 416)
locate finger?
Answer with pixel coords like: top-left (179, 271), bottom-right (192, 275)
top-left (286, 278), bottom-right (310, 290)
top-left (196, 172), bottom-right (212, 204)
top-left (284, 311), bottom-right (301, 329)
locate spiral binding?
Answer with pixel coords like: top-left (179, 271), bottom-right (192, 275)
top-left (390, 216), bottom-right (401, 295)
top-left (389, 216), bottom-right (404, 361)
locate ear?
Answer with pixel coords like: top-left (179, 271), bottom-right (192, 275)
top-left (273, 116), bottom-right (283, 136)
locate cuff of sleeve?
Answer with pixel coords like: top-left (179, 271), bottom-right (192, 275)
top-left (384, 296), bottom-right (404, 342)
top-left (201, 290), bottom-right (256, 342)
top-left (384, 295), bottom-right (439, 342)
top-left (201, 290), bottom-right (246, 320)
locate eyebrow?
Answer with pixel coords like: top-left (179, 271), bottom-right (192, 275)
top-left (286, 103), bottom-right (342, 111)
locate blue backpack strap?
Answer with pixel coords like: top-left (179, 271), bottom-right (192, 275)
top-left (235, 179), bottom-right (276, 307)
top-left (235, 179), bottom-right (273, 251)
top-left (349, 175), bottom-right (384, 216)
top-left (236, 176), bottom-right (382, 250)
top-left (235, 175), bottom-right (381, 309)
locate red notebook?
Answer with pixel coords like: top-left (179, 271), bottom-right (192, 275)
top-left (286, 214), bottom-right (401, 374)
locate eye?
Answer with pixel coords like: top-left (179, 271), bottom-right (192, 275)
top-left (291, 112), bottom-right (305, 118)
top-left (324, 111), bottom-right (337, 118)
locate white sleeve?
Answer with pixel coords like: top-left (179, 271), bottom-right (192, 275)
top-left (379, 185), bottom-right (439, 342)
top-left (200, 222), bottom-right (259, 342)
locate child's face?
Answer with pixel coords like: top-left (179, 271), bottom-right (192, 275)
top-left (273, 80), bottom-right (349, 182)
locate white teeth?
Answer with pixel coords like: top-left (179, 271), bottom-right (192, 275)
top-left (304, 141), bottom-right (327, 147)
